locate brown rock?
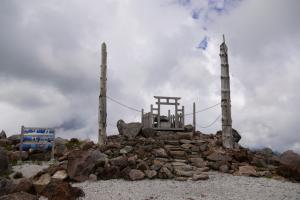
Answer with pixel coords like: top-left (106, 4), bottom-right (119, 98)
top-left (110, 156), bottom-right (128, 169)
top-left (0, 147), bottom-right (9, 176)
top-left (158, 167), bottom-right (173, 179)
top-left (219, 164), bottom-right (229, 173)
top-left (276, 150), bottom-right (300, 181)
top-left (127, 155), bottom-right (137, 166)
top-left (40, 179), bottom-right (84, 200)
top-left (137, 161), bottom-right (149, 171)
top-left (174, 177), bottom-right (188, 181)
top-left (80, 140), bottom-right (94, 151)
top-left (207, 152), bottom-right (232, 162)
top-left (169, 151), bottom-right (186, 158)
top-left (192, 173), bottom-right (209, 181)
top-left (67, 149), bottom-right (106, 182)
top-left (174, 169), bottom-right (193, 177)
top-left (96, 166), bottom-right (121, 180)
top-left (179, 139), bottom-right (192, 144)
top-left (0, 139), bottom-right (12, 147)
top-left (129, 169), bottom-right (145, 181)
top-left (14, 178), bottom-right (33, 194)
top-left (144, 170), bottom-right (157, 179)
top-left (237, 165), bottom-right (257, 177)
top-left (152, 148), bottom-right (168, 158)
top-left (0, 178), bottom-right (16, 196)
top-left (0, 192), bottom-right (37, 200)
top-left (190, 158), bottom-right (206, 168)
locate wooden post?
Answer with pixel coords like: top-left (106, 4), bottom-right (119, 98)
top-left (141, 109), bottom-right (144, 125)
top-left (150, 104), bottom-right (153, 128)
top-left (175, 99), bottom-right (178, 128)
top-left (220, 35), bottom-right (233, 148)
top-left (98, 42), bottom-right (107, 146)
top-left (182, 106), bottom-right (184, 128)
top-left (19, 125), bottom-right (24, 162)
top-left (51, 129), bottom-right (55, 161)
top-left (157, 98), bottom-right (161, 128)
top-left (193, 102), bottom-right (196, 133)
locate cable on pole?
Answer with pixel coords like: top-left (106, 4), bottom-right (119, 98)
top-left (196, 114), bottom-right (221, 129)
top-left (106, 95), bottom-right (142, 113)
top-left (185, 102), bottom-right (221, 116)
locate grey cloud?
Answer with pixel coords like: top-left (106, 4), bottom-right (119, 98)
top-left (0, 0), bottom-right (299, 153)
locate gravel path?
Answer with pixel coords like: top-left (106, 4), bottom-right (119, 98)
top-left (12, 162), bottom-right (49, 178)
top-left (74, 172), bottom-right (300, 200)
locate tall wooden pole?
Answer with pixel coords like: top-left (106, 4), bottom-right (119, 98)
top-left (98, 42), bottom-right (107, 146)
top-left (193, 102), bottom-right (196, 134)
top-left (220, 35), bottom-right (234, 148)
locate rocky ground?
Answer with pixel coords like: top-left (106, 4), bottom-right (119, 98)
top-left (74, 172), bottom-right (300, 200)
top-left (0, 121), bottom-right (300, 200)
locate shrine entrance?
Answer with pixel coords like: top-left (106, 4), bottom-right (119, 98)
top-left (142, 96), bottom-right (184, 131)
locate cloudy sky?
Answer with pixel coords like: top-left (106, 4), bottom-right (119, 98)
top-left (0, 0), bottom-right (299, 153)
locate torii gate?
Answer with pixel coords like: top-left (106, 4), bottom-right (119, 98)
top-left (142, 96), bottom-right (185, 131)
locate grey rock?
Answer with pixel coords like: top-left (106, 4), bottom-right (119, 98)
top-left (33, 173), bottom-right (51, 193)
top-left (54, 137), bottom-right (67, 157)
top-left (144, 170), bottom-right (157, 179)
top-left (184, 124), bottom-right (193, 132)
top-left (152, 148), bottom-right (168, 158)
top-left (120, 146), bottom-right (133, 154)
top-left (117, 120), bottom-right (142, 139)
top-left (129, 169), bottom-right (145, 181)
top-left (141, 128), bottom-right (157, 138)
top-left (0, 130), bottom-right (6, 139)
top-left (192, 173), bottom-right (209, 181)
top-left (52, 170), bottom-right (68, 180)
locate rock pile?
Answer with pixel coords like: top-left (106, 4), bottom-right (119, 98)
top-left (1, 124), bottom-right (299, 199)
top-left (43, 126), bottom-right (299, 183)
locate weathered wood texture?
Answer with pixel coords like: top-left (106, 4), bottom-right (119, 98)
top-left (193, 102), bottom-right (196, 133)
top-left (220, 36), bottom-right (234, 148)
top-left (98, 42), bottom-right (107, 145)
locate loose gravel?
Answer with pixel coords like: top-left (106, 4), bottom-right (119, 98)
top-left (74, 172), bottom-right (300, 200)
top-left (12, 162), bottom-right (49, 178)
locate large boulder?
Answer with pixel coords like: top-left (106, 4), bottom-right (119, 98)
top-left (276, 150), bottom-right (300, 181)
top-left (0, 130), bottom-right (6, 139)
top-left (0, 147), bottom-right (9, 176)
top-left (117, 120), bottom-right (142, 139)
top-left (67, 149), bottom-right (106, 182)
